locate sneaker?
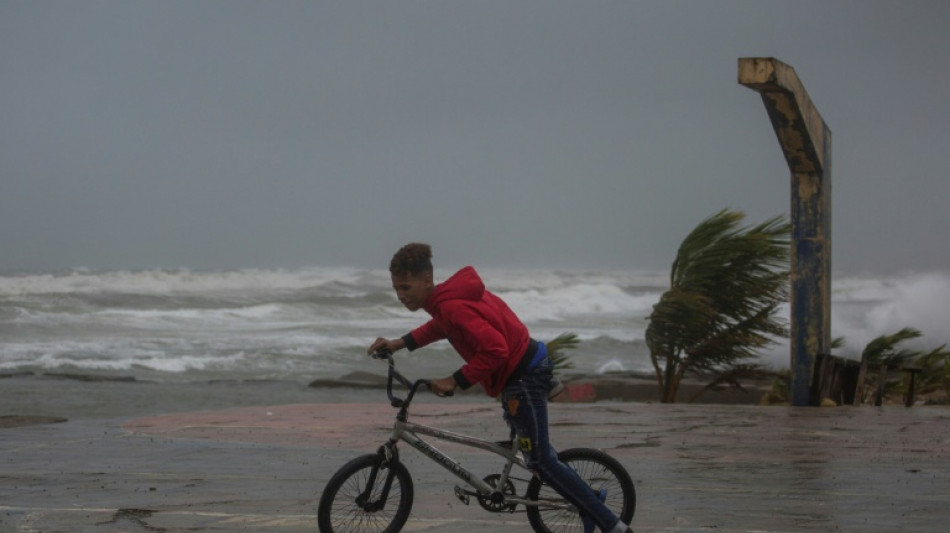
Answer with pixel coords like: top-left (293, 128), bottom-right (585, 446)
top-left (548, 378), bottom-right (565, 400)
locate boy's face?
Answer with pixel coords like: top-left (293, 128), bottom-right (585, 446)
top-left (391, 272), bottom-right (432, 312)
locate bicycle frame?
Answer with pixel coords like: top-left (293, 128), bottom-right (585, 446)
top-left (391, 416), bottom-right (528, 499)
top-left (372, 350), bottom-right (574, 512)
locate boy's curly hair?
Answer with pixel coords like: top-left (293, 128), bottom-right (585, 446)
top-left (389, 243), bottom-right (433, 277)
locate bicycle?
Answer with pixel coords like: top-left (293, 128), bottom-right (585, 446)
top-left (317, 350), bottom-right (635, 533)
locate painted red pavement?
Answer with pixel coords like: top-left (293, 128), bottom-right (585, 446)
top-left (123, 402), bottom-right (500, 448)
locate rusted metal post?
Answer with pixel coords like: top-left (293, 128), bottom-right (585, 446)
top-left (738, 57), bottom-right (832, 407)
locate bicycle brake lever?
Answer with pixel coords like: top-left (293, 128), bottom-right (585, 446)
top-left (371, 349), bottom-right (393, 360)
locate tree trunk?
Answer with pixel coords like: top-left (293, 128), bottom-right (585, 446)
top-left (854, 357), bottom-right (868, 405)
top-left (650, 354), bottom-right (666, 400)
top-left (662, 362), bottom-right (678, 403)
top-left (874, 365), bottom-right (889, 406)
top-left (662, 360), bottom-right (690, 403)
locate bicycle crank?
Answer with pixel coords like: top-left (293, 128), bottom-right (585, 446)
top-left (477, 474), bottom-right (518, 512)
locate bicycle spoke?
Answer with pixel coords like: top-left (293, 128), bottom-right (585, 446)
top-left (336, 469), bottom-right (398, 529)
top-left (525, 448), bottom-right (636, 533)
top-left (320, 455), bottom-right (412, 533)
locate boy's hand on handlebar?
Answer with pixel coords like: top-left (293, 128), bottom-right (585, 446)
top-left (367, 337), bottom-right (405, 356)
top-left (429, 376), bottom-right (457, 397)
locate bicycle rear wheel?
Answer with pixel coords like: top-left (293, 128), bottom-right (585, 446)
top-left (318, 453), bottom-right (414, 533)
top-left (525, 447), bottom-right (635, 533)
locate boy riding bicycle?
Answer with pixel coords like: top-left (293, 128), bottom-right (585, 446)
top-left (368, 243), bottom-right (633, 533)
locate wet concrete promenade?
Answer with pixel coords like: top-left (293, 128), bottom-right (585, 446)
top-left (2, 400), bottom-right (948, 532)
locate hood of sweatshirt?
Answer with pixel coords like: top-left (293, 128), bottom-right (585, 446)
top-left (423, 266), bottom-right (484, 314)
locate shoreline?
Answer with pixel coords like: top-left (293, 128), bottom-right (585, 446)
top-left (309, 370), bottom-right (774, 405)
top-left (8, 370), bottom-right (942, 430)
top-left (2, 370), bottom-right (773, 429)
top-left (4, 367), bottom-right (774, 403)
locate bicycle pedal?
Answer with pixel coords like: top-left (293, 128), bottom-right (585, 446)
top-left (453, 485), bottom-right (471, 505)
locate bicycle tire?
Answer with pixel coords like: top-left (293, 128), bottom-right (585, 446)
top-left (318, 453), bottom-right (414, 533)
top-left (525, 447), bottom-right (635, 533)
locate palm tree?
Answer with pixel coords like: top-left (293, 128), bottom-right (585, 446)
top-left (546, 332), bottom-right (579, 375)
top-left (859, 327), bottom-right (921, 405)
top-left (913, 344), bottom-right (950, 403)
top-left (857, 327), bottom-right (950, 405)
top-left (646, 209), bottom-right (791, 403)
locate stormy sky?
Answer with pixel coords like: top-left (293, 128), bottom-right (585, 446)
top-left (3, 1), bottom-right (948, 274)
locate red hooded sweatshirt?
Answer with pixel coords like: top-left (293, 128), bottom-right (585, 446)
top-left (401, 266), bottom-right (532, 397)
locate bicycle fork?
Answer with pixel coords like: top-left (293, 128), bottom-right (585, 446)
top-left (356, 442), bottom-right (401, 512)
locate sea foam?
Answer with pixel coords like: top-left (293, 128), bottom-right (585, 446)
top-left (2, 267), bottom-right (948, 381)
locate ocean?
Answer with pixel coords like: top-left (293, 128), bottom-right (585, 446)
top-left (2, 267), bottom-right (949, 386)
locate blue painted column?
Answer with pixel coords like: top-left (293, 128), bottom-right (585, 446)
top-left (739, 58), bottom-right (832, 406)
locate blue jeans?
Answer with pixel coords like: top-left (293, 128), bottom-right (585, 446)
top-left (501, 355), bottom-right (621, 532)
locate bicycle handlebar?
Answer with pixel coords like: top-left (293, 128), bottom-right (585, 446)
top-left (371, 349), bottom-right (450, 408)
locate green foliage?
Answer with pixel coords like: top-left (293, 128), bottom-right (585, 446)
top-left (862, 327), bottom-right (922, 367)
top-left (646, 209), bottom-right (791, 403)
top-left (913, 344), bottom-right (950, 401)
top-left (830, 336), bottom-right (845, 350)
top-left (761, 369), bottom-right (791, 405)
top-left (858, 328), bottom-right (950, 404)
top-left (546, 332), bottom-right (578, 376)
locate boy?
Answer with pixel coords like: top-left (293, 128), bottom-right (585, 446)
top-left (368, 243), bottom-right (632, 533)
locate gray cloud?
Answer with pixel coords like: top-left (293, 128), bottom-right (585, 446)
top-left (2, 1), bottom-right (948, 273)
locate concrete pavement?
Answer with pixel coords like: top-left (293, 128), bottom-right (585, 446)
top-left (2, 400), bottom-right (948, 532)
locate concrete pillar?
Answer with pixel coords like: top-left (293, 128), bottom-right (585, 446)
top-left (738, 57), bottom-right (832, 407)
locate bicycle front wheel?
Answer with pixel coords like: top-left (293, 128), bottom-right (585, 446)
top-left (525, 447), bottom-right (635, 533)
top-left (318, 453), bottom-right (414, 533)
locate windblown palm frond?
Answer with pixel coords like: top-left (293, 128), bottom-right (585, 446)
top-left (914, 344), bottom-right (950, 399)
top-left (647, 209), bottom-right (791, 403)
top-left (546, 332), bottom-right (579, 375)
top-left (834, 329), bottom-right (949, 405)
top-left (862, 328), bottom-right (922, 367)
